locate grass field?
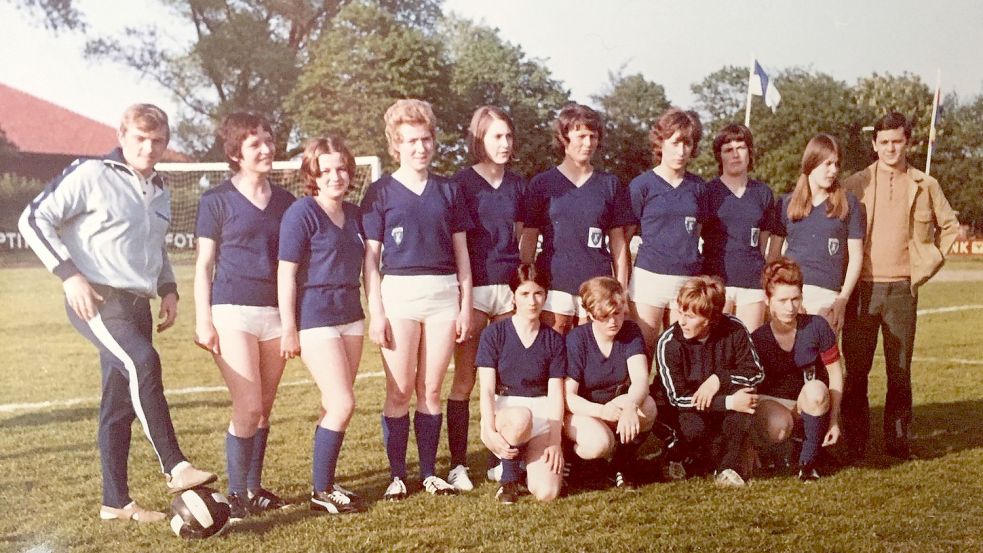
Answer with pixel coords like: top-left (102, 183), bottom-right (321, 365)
top-left (1, 265), bottom-right (981, 552)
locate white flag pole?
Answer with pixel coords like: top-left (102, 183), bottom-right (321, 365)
top-left (744, 54), bottom-right (755, 127)
top-left (925, 68), bottom-right (941, 176)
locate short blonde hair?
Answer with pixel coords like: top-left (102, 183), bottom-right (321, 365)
top-left (579, 276), bottom-right (626, 320)
top-left (384, 99), bottom-right (436, 160)
top-left (676, 276), bottom-right (726, 321)
top-left (119, 103), bottom-right (169, 141)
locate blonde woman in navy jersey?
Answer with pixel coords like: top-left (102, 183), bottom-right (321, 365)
top-left (520, 103), bottom-right (633, 335)
top-left (702, 124), bottom-right (779, 332)
top-left (768, 134), bottom-right (865, 334)
top-left (362, 99), bottom-right (474, 500)
top-left (278, 137), bottom-right (365, 513)
top-left (193, 113), bottom-right (295, 519)
top-left (627, 108), bottom-right (707, 355)
top-left (446, 106), bottom-right (527, 491)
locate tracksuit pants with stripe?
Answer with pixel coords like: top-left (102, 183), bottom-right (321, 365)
top-left (67, 285), bottom-right (187, 508)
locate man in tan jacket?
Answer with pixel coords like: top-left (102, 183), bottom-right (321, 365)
top-left (840, 112), bottom-right (959, 461)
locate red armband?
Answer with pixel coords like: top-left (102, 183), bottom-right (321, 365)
top-left (820, 344), bottom-right (841, 366)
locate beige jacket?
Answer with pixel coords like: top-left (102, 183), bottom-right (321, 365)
top-left (842, 162), bottom-right (960, 294)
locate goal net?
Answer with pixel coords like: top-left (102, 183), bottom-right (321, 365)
top-left (156, 157), bottom-right (381, 254)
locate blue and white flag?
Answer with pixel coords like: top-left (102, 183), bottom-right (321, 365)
top-left (749, 60), bottom-right (781, 113)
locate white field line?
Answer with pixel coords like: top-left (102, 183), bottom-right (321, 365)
top-left (0, 371), bottom-right (385, 415)
top-left (917, 304), bottom-right (983, 315)
top-left (3, 305), bottom-right (982, 416)
top-left (912, 356), bottom-right (983, 366)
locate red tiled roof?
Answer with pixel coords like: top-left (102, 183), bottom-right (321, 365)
top-left (0, 83), bottom-right (189, 161)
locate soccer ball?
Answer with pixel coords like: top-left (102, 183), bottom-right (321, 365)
top-left (170, 487), bottom-right (231, 539)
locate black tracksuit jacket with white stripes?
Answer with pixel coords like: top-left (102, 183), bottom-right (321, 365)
top-left (655, 315), bottom-right (764, 411)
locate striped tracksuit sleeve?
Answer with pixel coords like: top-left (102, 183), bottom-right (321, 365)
top-left (726, 317), bottom-right (765, 389)
top-left (656, 328), bottom-right (694, 409)
top-left (17, 161), bottom-right (87, 280)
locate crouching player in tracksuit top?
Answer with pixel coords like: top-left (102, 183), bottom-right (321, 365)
top-left (18, 104), bottom-right (217, 523)
top-left (655, 275), bottom-right (764, 487)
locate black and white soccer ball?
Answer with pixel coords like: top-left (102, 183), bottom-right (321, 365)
top-left (170, 487), bottom-right (231, 539)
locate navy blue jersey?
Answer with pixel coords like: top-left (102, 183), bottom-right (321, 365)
top-left (278, 197), bottom-right (365, 329)
top-left (751, 314), bottom-right (839, 401)
top-left (702, 178), bottom-right (779, 288)
top-left (629, 171), bottom-right (708, 276)
top-left (522, 168), bottom-right (634, 295)
top-left (360, 174), bottom-right (473, 276)
top-left (453, 167), bottom-right (526, 287)
top-left (476, 319), bottom-right (567, 397)
top-left (774, 192), bottom-right (865, 291)
top-left (566, 320), bottom-right (646, 404)
top-left (195, 180), bottom-right (295, 306)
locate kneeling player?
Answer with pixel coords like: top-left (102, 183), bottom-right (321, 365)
top-left (751, 258), bottom-right (842, 481)
top-left (655, 276), bottom-right (763, 487)
top-left (564, 277), bottom-right (657, 488)
top-left (477, 265), bottom-right (565, 504)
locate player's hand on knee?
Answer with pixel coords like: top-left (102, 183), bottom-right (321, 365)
top-left (617, 408), bottom-right (640, 443)
top-left (600, 401), bottom-right (623, 423)
top-left (194, 323), bottom-right (221, 355)
top-left (63, 273), bottom-right (103, 321)
top-left (369, 317), bottom-right (393, 349)
top-left (280, 329), bottom-right (301, 360)
top-left (693, 374), bottom-right (720, 411)
top-left (543, 443), bottom-right (563, 474)
top-left (157, 293), bottom-right (178, 333)
top-left (729, 387), bottom-right (758, 414)
top-left (481, 426), bottom-right (518, 459)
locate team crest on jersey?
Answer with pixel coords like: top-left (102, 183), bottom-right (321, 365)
top-left (828, 238), bottom-right (840, 256)
top-left (587, 227), bottom-right (603, 249)
top-left (391, 226), bottom-right (404, 246)
top-left (684, 216), bottom-right (697, 235)
top-left (750, 227), bottom-right (760, 247)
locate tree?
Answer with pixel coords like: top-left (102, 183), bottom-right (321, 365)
top-left (83, 0), bottom-right (442, 157)
top-left (592, 70), bottom-right (670, 184)
top-left (7, 0), bottom-right (84, 31)
top-left (852, 72), bottom-right (934, 169)
top-left (929, 93), bottom-right (983, 230)
top-left (286, 1), bottom-right (450, 170)
top-left (442, 16), bottom-right (569, 178)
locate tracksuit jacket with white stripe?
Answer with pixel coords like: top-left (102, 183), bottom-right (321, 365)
top-left (656, 315), bottom-right (765, 411)
top-left (18, 148), bottom-right (177, 298)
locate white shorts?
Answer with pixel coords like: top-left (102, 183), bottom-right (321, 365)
top-left (801, 285), bottom-right (839, 314)
top-left (473, 284), bottom-right (514, 317)
top-left (211, 304), bottom-right (282, 341)
top-left (629, 267), bottom-right (690, 309)
top-left (495, 394), bottom-right (553, 438)
top-left (544, 290), bottom-right (587, 318)
top-left (381, 274), bottom-right (460, 322)
top-left (299, 320), bottom-right (366, 344)
top-left (725, 286), bottom-right (767, 306)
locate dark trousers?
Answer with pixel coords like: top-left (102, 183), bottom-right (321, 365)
top-left (842, 280), bottom-right (917, 456)
top-left (675, 409), bottom-right (753, 476)
top-left (67, 285), bottom-right (186, 507)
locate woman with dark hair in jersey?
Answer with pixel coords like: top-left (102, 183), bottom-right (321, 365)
top-left (702, 123), bottom-right (779, 332)
top-left (768, 134), bottom-right (865, 334)
top-left (563, 277), bottom-right (657, 489)
top-left (751, 257), bottom-right (843, 481)
top-left (361, 99), bottom-right (474, 500)
top-left (476, 264), bottom-right (565, 504)
top-left (193, 112), bottom-right (295, 519)
top-left (520, 103), bottom-right (633, 335)
top-left (626, 107), bottom-right (708, 356)
top-left (445, 106), bottom-right (527, 492)
top-left (278, 136), bottom-right (365, 513)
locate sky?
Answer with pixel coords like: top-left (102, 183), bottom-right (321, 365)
top-left (1, 0), bottom-right (981, 129)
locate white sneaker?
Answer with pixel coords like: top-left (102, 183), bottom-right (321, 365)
top-left (422, 475), bottom-right (458, 496)
top-left (447, 465), bottom-right (474, 492)
top-left (383, 477), bottom-right (407, 501)
top-left (714, 468), bottom-right (747, 488)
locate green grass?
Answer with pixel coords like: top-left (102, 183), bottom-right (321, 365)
top-left (1, 266), bottom-right (982, 552)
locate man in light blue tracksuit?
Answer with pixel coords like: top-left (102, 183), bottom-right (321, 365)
top-left (18, 104), bottom-right (217, 524)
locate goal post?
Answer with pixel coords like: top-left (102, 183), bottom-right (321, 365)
top-left (155, 156), bottom-right (382, 253)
